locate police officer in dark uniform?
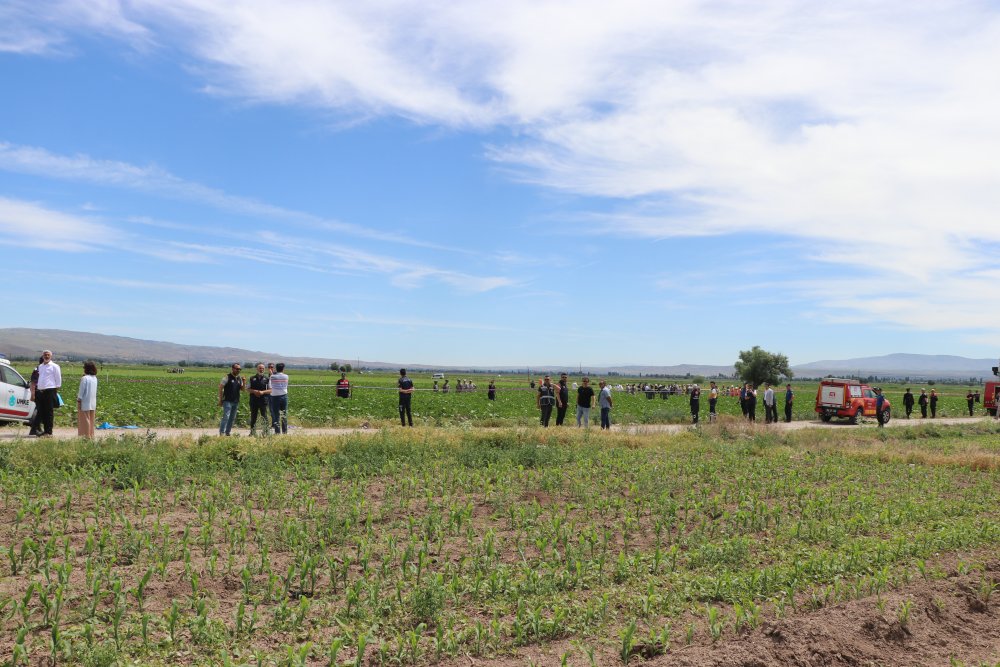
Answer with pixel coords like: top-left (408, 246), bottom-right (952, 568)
top-left (537, 375), bottom-right (558, 427)
top-left (556, 373), bottom-right (570, 425)
top-left (918, 389), bottom-right (928, 418)
top-left (248, 362), bottom-right (270, 435)
top-left (397, 368), bottom-right (414, 426)
top-left (689, 384), bottom-right (700, 424)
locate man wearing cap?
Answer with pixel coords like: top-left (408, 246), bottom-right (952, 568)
top-left (218, 363), bottom-right (245, 436)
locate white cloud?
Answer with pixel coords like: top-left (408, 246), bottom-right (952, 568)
top-left (0, 197), bottom-right (114, 251)
top-left (12, 1), bottom-right (1000, 331)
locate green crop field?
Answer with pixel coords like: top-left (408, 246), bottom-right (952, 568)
top-left (4, 363), bottom-right (991, 430)
top-left (1, 424), bottom-right (1000, 665)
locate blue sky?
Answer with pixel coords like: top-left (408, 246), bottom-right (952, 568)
top-left (2, 1), bottom-right (999, 367)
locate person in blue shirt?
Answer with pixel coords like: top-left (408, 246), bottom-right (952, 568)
top-left (875, 387), bottom-right (886, 428)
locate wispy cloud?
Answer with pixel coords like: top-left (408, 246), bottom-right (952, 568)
top-left (0, 141), bottom-right (459, 251)
top-left (0, 197), bottom-right (115, 251)
top-left (0, 0), bottom-right (149, 54)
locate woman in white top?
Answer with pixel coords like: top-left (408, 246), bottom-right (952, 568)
top-left (77, 360), bottom-right (98, 438)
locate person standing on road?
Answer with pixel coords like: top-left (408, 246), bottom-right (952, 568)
top-left (34, 350), bottom-right (62, 438)
top-left (930, 389), bottom-right (938, 418)
top-left (556, 373), bottom-right (570, 426)
top-left (690, 384), bottom-right (701, 424)
top-left (576, 377), bottom-right (595, 427)
top-left (903, 388), bottom-right (914, 419)
top-left (27, 355), bottom-right (44, 437)
top-left (918, 389), bottom-right (928, 418)
top-left (598, 379), bottom-right (613, 430)
top-left (763, 383), bottom-right (776, 423)
top-left (708, 381), bottom-right (719, 422)
top-left (398, 368), bottom-right (414, 427)
top-left (967, 390), bottom-right (975, 417)
top-left (76, 361), bottom-right (98, 439)
top-left (218, 363), bottom-right (245, 436)
top-left (745, 383), bottom-right (757, 422)
top-left (784, 383), bottom-right (794, 423)
top-left (537, 375), bottom-right (558, 427)
top-left (875, 387), bottom-right (886, 428)
top-left (268, 363), bottom-right (289, 434)
top-left (248, 363), bottom-right (270, 435)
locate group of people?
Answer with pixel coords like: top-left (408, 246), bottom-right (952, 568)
top-left (218, 362), bottom-right (291, 435)
top-left (24, 351), bottom-right (97, 438)
top-left (431, 379), bottom-right (478, 393)
top-left (20, 353), bottom-right (1000, 436)
top-left (735, 382), bottom-right (795, 424)
top-left (901, 388), bottom-right (938, 419)
top-left (535, 374), bottom-right (614, 429)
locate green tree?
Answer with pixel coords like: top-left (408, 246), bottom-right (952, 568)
top-left (734, 346), bottom-right (793, 388)
top-left (330, 362), bottom-right (339, 372)
top-left (344, 363), bottom-right (352, 373)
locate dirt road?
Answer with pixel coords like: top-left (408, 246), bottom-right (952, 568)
top-left (1, 415), bottom-right (994, 441)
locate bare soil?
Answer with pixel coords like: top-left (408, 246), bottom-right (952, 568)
top-left (445, 559), bottom-right (1000, 666)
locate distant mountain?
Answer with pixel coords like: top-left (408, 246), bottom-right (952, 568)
top-left (1, 329), bottom-right (994, 379)
top-left (792, 353), bottom-right (997, 379)
top-left (0, 328), bottom-right (404, 369)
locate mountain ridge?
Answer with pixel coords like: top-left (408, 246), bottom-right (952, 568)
top-left (1, 329), bottom-right (995, 378)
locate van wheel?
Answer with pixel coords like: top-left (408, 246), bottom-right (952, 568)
top-left (820, 414), bottom-right (832, 422)
top-left (881, 408), bottom-right (891, 424)
top-left (850, 408), bottom-right (863, 425)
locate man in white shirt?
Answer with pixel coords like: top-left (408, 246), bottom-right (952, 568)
top-left (35, 350), bottom-right (62, 437)
top-left (268, 363), bottom-right (289, 434)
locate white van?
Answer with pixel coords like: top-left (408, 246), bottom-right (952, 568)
top-left (432, 373), bottom-right (445, 379)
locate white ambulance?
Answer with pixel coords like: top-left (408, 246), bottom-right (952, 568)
top-left (0, 356), bottom-right (36, 425)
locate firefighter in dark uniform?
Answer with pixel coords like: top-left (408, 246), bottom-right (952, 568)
top-left (903, 388), bottom-right (914, 418)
